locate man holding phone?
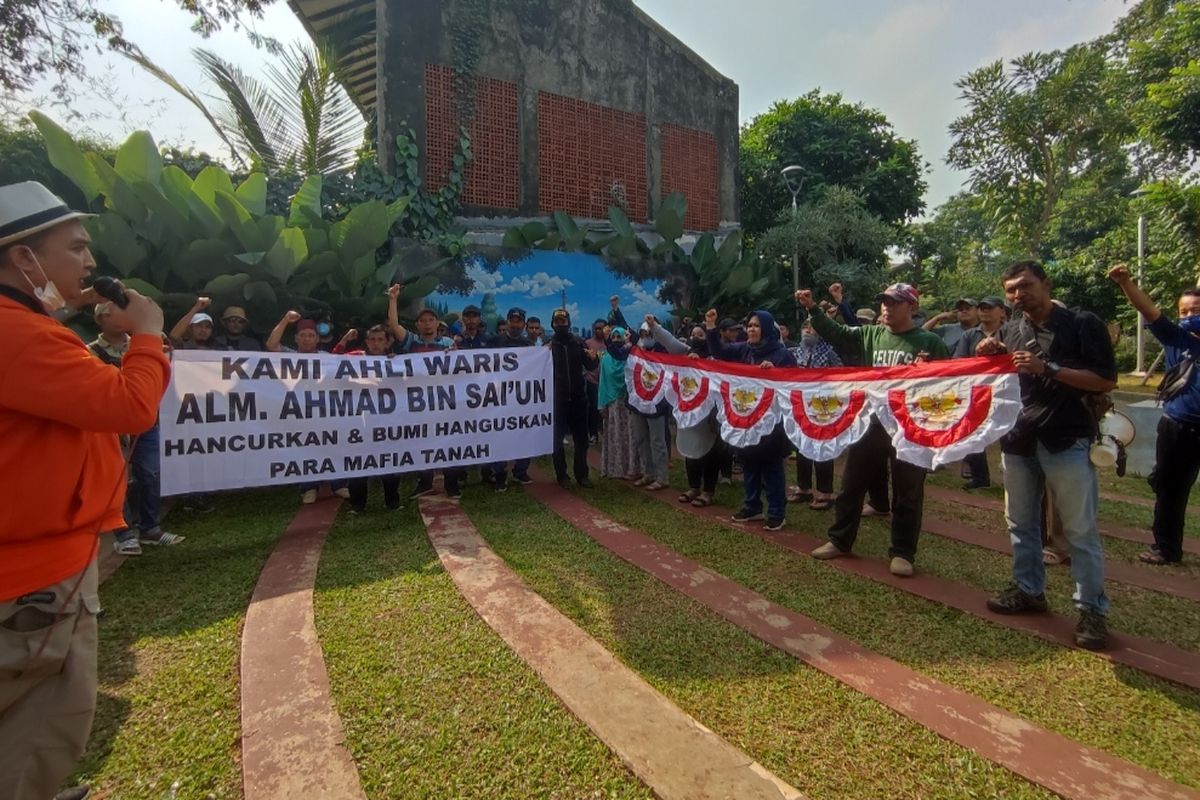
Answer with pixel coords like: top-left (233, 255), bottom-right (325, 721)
top-left (976, 261), bottom-right (1116, 650)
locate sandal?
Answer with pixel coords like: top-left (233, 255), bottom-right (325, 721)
top-left (691, 492), bottom-right (714, 507)
top-left (809, 496), bottom-right (834, 510)
top-left (1138, 550), bottom-right (1176, 566)
top-left (645, 480), bottom-right (668, 491)
top-left (678, 489), bottom-right (701, 503)
top-left (787, 487), bottom-right (812, 503)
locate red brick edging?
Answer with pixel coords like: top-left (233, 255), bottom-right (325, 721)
top-left (527, 480), bottom-right (1199, 800)
top-left (240, 497), bottom-right (366, 800)
top-left (419, 495), bottom-right (805, 800)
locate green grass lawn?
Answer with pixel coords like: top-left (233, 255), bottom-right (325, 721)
top-left (462, 485), bottom-right (1056, 800)
top-left (74, 489), bottom-right (295, 800)
top-left (312, 495), bottom-right (653, 799)
top-left (566, 469), bottom-right (1200, 791)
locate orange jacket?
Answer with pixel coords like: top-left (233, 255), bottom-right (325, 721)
top-left (0, 292), bottom-right (170, 600)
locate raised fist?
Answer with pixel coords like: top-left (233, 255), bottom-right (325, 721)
top-left (705, 308), bottom-right (719, 328)
top-left (284, 310), bottom-right (302, 324)
top-left (829, 283), bottom-right (844, 303)
top-left (794, 289), bottom-right (815, 309)
top-left (387, 283), bottom-right (404, 300)
top-left (645, 313), bottom-right (657, 328)
top-left (195, 296), bottom-right (212, 310)
top-left (1107, 264), bottom-right (1132, 285)
top-left (341, 328), bottom-right (359, 343)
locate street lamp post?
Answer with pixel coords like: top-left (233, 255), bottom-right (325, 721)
top-left (1131, 186), bottom-right (1150, 376)
top-left (781, 165), bottom-right (806, 321)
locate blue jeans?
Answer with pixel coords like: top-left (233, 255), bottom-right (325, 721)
top-left (742, 456), bottom-right (787, 520)
top-left (490, 458), bottom-right (531, 486)
top-left (1002, 439), bottom-right (1109, 614)
top-left (116, 424), bottom-right (163, 545)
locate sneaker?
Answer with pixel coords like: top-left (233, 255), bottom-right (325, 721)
top-left (139, 529), bottom-right (185, 546)
top-left (333, 487), bottom-right (351, 499)
top-left (986, 583), bottom-right (1048, 614)
top-left (1075, 609), bottom-right (1108, 650)
top-left (409, 484), bottom-right (436, 500)
top-left (763, 517), bottom-right (786, 531)
top-left (54, 786), bottom-right (90, 800)
top-left (889, 556), bottom-right (914, 577)
top-left (962, 481), bottom-right (991, 491)
top-left (493, 483), bottom-right (509, 493)
top-left (577, 478), bottom-right (594, 489)
top-left (811, 541), bottom-right (847, 560)
top-left (113, 538), bottom-right (142, 556)
top-left (301, 489), bottom-right (318, 504)
top-left (513, 473), bottom-right (533, 485)
top-left (644, 480), bottom-right (668, 491)
top-left (731, 508), bottom-right (764, 523)
top-left (633, 476), bottom-right (652, 487)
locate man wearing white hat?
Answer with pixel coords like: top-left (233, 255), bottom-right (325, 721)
top-left (0, 181), bottom-right (170, 799)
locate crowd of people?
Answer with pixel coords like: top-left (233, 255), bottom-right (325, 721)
top-left (4, 179), bottom-right (1200, 798)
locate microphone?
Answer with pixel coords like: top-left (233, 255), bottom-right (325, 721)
top-left (92, 276), bottom-right (130, 309)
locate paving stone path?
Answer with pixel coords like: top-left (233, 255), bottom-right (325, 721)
top-left (526, 477), bottom-right (1199, 800)
top-left (419, 494), bottom-right (806, 800)
top-left (239, 496), bottom-right (366, 800)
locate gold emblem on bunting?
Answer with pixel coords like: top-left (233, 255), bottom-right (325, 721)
top-left (731, 387), bottom-right (761, 415)
top-left (911, 390), bottom-right (964, 425)
top-left (807, 394), bottom-right (844, 423)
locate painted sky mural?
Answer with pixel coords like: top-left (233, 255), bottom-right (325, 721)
top-left (425, 250), bottom-right (674, 336)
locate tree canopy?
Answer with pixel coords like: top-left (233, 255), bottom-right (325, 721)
top-left (0, 0), bottom-right (276, 96)
top-left (739, 90), bottom-right (927, 238)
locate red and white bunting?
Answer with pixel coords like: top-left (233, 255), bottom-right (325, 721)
top-left (625, 349), bottom-right (1021, 468)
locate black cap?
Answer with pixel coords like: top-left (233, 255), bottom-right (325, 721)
top-left (955, 297), bottom-right (979, 309)
top-left (506, 307), bottom-right (526, 321)
top-left (551, 308), bottom-right (570, 323)
top-left (978, 296), bottom-right (1008, 310)
top-left (718, 317), bottom-right (739, 330)
top-left (462, 304), bottom-right (481, 315)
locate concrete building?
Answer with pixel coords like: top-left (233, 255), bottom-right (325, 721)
top-left (287, 0), bottom-right (740, 233)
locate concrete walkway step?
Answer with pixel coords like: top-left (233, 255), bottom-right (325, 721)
top-left (625, 473), bottom-right (1200, 691)
top-left (525, 478), bottom-right (1197, 800)
top-left (418, 495), bottom-right (804, 800)
top-left (240, 496), bottom-right (366, 800)
top-left (924, 484), bottom-right (1200, 556)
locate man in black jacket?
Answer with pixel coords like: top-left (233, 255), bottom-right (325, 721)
top-left (977, 261), bottom-right (1117, 650)
top-left (548, 309), bottom-right (598, 488)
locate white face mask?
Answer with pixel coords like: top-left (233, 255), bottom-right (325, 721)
top-left (18, 249), bottom-right (67, 313)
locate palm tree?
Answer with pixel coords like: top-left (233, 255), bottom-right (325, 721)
top-left (131, 36), bottom-right (367, 175)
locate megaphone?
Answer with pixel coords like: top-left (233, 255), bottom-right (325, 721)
top-left (1090, 411), bottom-right (1135, 470)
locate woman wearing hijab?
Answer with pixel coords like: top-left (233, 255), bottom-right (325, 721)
top-left (598, 326), bottom-right (642, 480)
top-left (629, 323), bottom-right (672, 490)
top-left (705, 308), bottom-right (797, 530)
top-left (788, 314), bottom-right (842, 510)
top-left (644, 316), bottom-right (725, 507)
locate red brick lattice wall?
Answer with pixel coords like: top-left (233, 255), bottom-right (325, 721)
top-left (424, 64), bottom-right (519, 210)
top-left (660, 123), bottom-right (720, 231)
top-left (537, 91), bottom-right (648, 222)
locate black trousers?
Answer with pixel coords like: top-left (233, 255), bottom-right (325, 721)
top-left (685, 440), bottom-right (725, 493)
top-left (867, 456), bottom-right (890, 512)
top-left (554, 395), bottom-right (590, 482)
top-left (348, 474), bottom-right (401, 510)
top-left (1149, 415), bottom-right (1200, 561)
top-left (796, 454), bottom-right (834, 493)
top-left (828, 420), bottom-right (927, 561)
top-left (963, 451), bottom-right (991, 486)
top-left (586, 381), bottom-right (602, 438)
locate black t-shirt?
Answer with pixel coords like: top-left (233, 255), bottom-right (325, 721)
top-left (995, 305), bottom-right (1116, 454)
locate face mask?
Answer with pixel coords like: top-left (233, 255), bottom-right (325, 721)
top-left (19, 251), bottom-right (67, 313)
top-left (607, 341), bottom-right (627, 358)
top-left (802, 333), bottom-right (820, 347)
top-left (316, 322), bottom-right (332, 337)
top-left (552, 323), bottom-right (570, 337)
top-left (1180, 316), bottom-right (1200, 336)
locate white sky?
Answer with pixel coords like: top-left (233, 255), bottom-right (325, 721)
top-left (6, 0), bottom-right (1127, 213)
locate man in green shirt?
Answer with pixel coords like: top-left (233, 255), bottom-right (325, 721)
top-left (795, 283), bottom-right (949, 576)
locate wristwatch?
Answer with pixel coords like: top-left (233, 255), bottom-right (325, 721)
top-left (1045, 361), bottom-right (1062, 380)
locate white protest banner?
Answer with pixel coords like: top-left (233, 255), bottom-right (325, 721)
top-left (159, 347), bottom-right (554, 495)
top-left (627, 349), bottom-right (1021, 470)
